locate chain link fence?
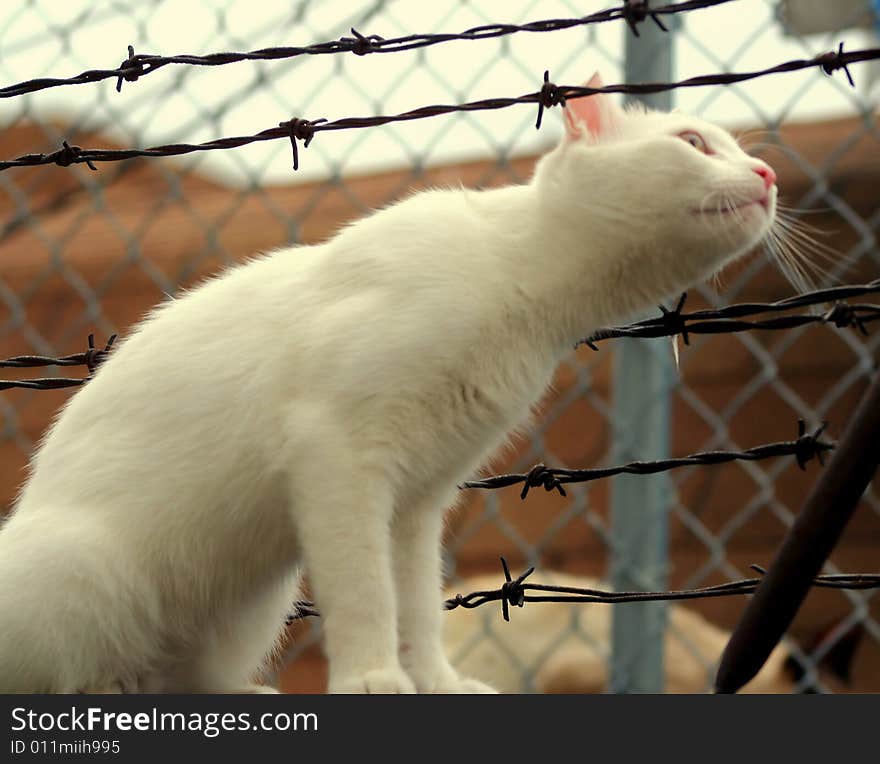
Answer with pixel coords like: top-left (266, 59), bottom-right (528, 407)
top-left (0, 0), bottom-right (878, 693)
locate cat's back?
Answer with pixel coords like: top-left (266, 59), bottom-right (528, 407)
top-left (14, 247), bottom-right (327, 512)
top-left (16, 182), bottom-right (541, 514)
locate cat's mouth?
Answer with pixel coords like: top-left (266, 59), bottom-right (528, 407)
top-left (692, 195), bottom-right (770, 217)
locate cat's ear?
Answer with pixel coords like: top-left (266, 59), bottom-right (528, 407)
top-left (563, 72), bottom-right (623, 142)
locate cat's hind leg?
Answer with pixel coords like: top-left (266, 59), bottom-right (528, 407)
top-left (164, 572), bottom-right (300, 694)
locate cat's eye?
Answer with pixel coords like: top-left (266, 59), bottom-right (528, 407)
top-left (679, 130), bottom-right (709, 154)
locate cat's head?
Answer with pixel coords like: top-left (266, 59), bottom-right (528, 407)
top-left (534, 73), bottom-right (777, 298)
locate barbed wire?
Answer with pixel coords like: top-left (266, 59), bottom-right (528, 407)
top-left (1, 43), bottom-right (875, 173)
top-left (462, 420), bottom-right (833, 499)
top-left (579, 281), bottom-right (880, 348)
top-left (0, 334), bottom-right (116, 371)
top-left (0, 1), bottom-right (736, 100)
top-left (715, 372), bottom-right (880, 693)
top-left (286, 558), bottom-right (880, 623)
top-left (2, 280), bottom-right (877, 391)
top-left (0, 335), bottom-right (116, 392)
top-left (0, 378), bottom-right (88, 392)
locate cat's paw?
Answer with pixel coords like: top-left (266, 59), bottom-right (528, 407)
top-left (238, 684), bottom-right (280, 694)
top-left (432, 673), bottom-right (498, 694)
top-left (409, 663), bottom-right (498, 694)
top-left (330, 667), bottom-right (417, 694)
top-left (440, 676), bottom-right (498, 694)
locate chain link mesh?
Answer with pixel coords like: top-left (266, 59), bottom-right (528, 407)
top-left (0, 0), bottom-right (877, 693)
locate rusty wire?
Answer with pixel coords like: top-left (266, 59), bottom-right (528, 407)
top-left (579, 282), bottom-right (880, 348)
top-left (462, 420), bottom-right (833, 499)
top-left (285, 558), bottom-right (880, 624)
top-left (0, 43), bottom-right (874, 173)
top-left (715, 372), bottom-right (880, 693)
top-left (2, 281), bottom-right (878, 391)
top-left (0, 334), bottom-right (116, 372)
top-left (0, 1), bottom-right (737, 100)
top-left (0, 335), bottom-right (116, 391)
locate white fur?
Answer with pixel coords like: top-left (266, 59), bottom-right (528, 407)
top-left (0, 92), bottom-right (776, 693)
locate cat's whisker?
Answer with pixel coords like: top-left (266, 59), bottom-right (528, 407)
top-left (725, 194), bottom-right (751, 241)
top-left (765, 227), bottom-right (819, 297)
top-left (734, 128), bottom-right (770, 153)
top-left (696, 190), bottom-right (732, 236)
top-left (763, 215), bottom-right (849, 309)
top-left (774, 201), bottom-right (833, 217)
top-left (715, 195), bottom-right (739, 242)
top-left (734, 127), bottom-right (761, 143)
top-left (697, 192), bottom-right (715, 219)
top-left (772, 212), bottom-right (850, 284)
top-left (773, 221), bottom-right (840, 265)
top-left (742, 142), bottom-right (779, 157)
top-left (775, 225), bottom-right (841, 270)
top-left (774, 206), bottom-right (834, 233)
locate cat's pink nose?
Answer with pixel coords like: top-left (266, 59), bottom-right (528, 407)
top-left (753, 165), bottom-right (776, 189)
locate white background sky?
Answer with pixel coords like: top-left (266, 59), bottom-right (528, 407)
top-left (0, 0), bottom-right (877, 186)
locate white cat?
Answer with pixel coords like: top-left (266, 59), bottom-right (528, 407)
top-left (0, 74), bottom-right (777, 693)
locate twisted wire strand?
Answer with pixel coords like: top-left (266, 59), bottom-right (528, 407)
top-left (3, 282), bottom-right (877, 391)
top-left (462, 421), bottom-right (833, 499)
top-left (0, 43), bottom-right (873, 173)
top-left (0, 1), bottom-right (737, 99)
top-left (580, 284), bottom-right (880, 347)
top-left (286, 559), bottom-right (880, 623)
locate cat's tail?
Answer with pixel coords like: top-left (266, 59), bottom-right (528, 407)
top-left (0, 511), bottom-right (62, 691)
top-left (0, 508), bottom-right (160, 693)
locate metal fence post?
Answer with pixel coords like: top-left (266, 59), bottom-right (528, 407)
top-left (609, 19), bottom-right (677, 694)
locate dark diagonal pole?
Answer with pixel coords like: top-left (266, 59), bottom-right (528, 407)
top-left (714, 372), bottom-right (880, 693)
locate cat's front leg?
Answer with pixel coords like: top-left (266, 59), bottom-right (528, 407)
top-left (291, 466), bottom-right (414, 694)
top-left (392, 505), bottom-right (497, 694)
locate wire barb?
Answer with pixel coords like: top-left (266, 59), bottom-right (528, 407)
top-left (277, 117), bottom-right (327, 170)
top-left (286, 563), bottom-right (880, 623)
top-left (622, 1), bottom-right (669, 37)
top-left (342, 27), bottom-right (385, 56)
top-left (535, 70), bottom-right (566, 130)
top-left (52, 141), bottom-right (97, 172)
top-left (0, 1), bottom-right (739, 100)
top-left (823, 302), bottom-right (869, 335)
top-left (4, 283), bottom-right (879, 392)
top-left (115, 45), bottom-right (145, 93)
top-left (819, 42), bottom-right (856, 88)
top-left (0, 334), bottom-right (117, 390)
top-left (520, 463), bottom-right (567, 499)
top-left (5, 43), bottom-right (880, 173)
top-left (499, 556), bottom-right (535, 621)
top-left (462, 421), bottom-right (836, 498)
top-left (83, 333), bottom-right (117, 375)
top-left (579, 279), bottom-right (880, 349)
top-left (658, 293), bottom-right (690, 344)
top-left (794, 419), bottom-right (829, 470)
